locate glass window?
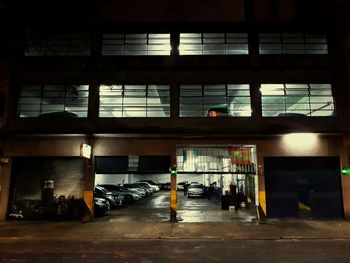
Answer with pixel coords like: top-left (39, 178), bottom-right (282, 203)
top-left (17, 85), bottom-right (89, 117)
top-left (259, 33), bottom-right (328, 55)
top-left (179, 33), bottom-right (248, 55)
top-left (24, 33), bottom-right (92, 56)
top-left (260, 84), bottom-right (335, 117)
top-left (102, 33), bottom-right (171, 56)
top-left (180, 84), bottom-right (251, 117)
top-left (99, 85), bottom-right (170, 117)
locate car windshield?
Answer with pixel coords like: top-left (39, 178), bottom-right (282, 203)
top-left (101, 185), bottom-right (117, 190)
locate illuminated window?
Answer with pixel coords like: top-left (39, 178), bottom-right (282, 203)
top-left (24, 33), bottom-right (91, 56)
top-left (17, 85), bottom-right (89, 117)
top-left (259, 33), bottom-right (328, 54)
top-left (179, 33), bottom-right (248, 55)
top-left (260, 84), bottom-right (335, 117)
top-left (180, 84), bottom-right (251, 117)
top-left (102, 34), bottom-right (171, 56)
top-left (99, 85), bottom-right (170, 117)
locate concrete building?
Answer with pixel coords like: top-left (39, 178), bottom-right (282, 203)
top-left (0, 0), bottom-right (350, 221)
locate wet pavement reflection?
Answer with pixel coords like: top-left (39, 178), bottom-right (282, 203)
top-left (96, 191), bottom-right (257, 223)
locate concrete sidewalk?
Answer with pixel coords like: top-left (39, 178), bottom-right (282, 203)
top-left (1, 219), bottom-right (350, 241)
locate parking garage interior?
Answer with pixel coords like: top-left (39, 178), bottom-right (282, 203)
top-left (94, 146), bottom-right (258, 223)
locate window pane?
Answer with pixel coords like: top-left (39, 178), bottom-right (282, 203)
top-left (102, 33), bottom-right (171, 56)
top-left (261, 84), bottom-right (335, 117)
top-left (180, 84), bottom-right (251, 117)
top-left (24, 33), bottom-right (91, 56)
top-left (180, 33), bottom-right (248, 55)
top-left (99, 85), bottom-right (170, 118)
top-left (17, 85), bottom-right (89, 117)
top-left (259, 33), bottom-right (328, 55)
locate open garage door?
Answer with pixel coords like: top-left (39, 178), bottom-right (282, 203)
top-left (176, 146), bottom-right (258, 222)
top-left (94, 147), bottom-right (258, 223)
top-left (264, 157), bottom-right (343, 219)
top-left (94, 156), bottom-right (172, 222)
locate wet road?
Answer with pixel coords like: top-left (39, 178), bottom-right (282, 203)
top-left (97, 191), bottom-right (256, 223)
top-left (0, 239), bottom-right (350, 263)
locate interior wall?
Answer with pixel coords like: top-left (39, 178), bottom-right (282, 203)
top-left (95, 173), bottom-right (172, 185)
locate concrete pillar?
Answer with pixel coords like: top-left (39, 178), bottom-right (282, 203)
top-left (169, 150), bottom-right (177, 222)
top-left (0, 157), bottom-right (12, 220)
top-left (82, 138), bottom-right (94, 222)
top-left (342, 134), bottom-right (350, 219)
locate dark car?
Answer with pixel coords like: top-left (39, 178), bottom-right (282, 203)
top-left (94, 197), bottom-right (110, 217)
top-left (160, 182), bottom-right (171, 190)
top-left (94, 185), bottom-right (124, 208)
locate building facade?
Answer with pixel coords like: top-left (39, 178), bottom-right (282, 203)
top-left (0, 0), bottom-right (350, 221)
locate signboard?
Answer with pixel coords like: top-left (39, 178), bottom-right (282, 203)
top-left (80, 143), bottom-right (91, 159)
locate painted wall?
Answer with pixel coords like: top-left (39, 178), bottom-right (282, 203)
top-left (11, 157), bottom-right (85, 200)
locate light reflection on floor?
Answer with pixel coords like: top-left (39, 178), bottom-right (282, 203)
top-left (96, 191), bottom-right (257, 223)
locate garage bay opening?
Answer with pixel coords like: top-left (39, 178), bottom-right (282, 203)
top-left (176, 146), bottom-right (258, 222)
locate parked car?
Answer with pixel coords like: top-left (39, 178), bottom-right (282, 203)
top-left (177, 182), bottom-right (186, 190)
top-left (122, 183), bottom-right (147, 197)
top-left (187, 184), bottom-right (205, 198)
top-left (159, 182), bottom-right (171, 190)
top-left (94, 185), bottom-right (124, 208)
top-left (136, 182), bottom-right (154, 195)
top-left (94, 197), bottom-right (110, 217)
top-left (99, 184), bottom-right (142, 204)
top-left (139, 180), bottom-right (160, 187)
top-left (138, 181), bottom-right (160, 192)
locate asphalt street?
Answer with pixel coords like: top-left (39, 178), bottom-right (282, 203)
top-left (0, 239), bottom-right (350, 263)
top-left (1, 192), bottom-right (350, 262)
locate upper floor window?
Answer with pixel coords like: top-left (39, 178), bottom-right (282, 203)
top-left (24, 33), bottom-right (92, 56)
top-left (99, 85), bottom-right (170, 117)
top-left (179, 33), bottom-right (249, 55)
top-left (180, 84), bottom-right (251, 117)
top-left (259, 33), bottom-right (328, 54)
top-left (17, 85), bottom-right (89, 117)
top-left (102, 34), bottom-right (171, 56)
top-left (260, 84), bottom-right (335, 117)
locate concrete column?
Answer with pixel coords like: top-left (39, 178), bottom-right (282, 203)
top-left (0, 157), bottom-right (12, 220)
top-left (342, 134), bottom-right (350, 219)
top-left (169, 150), bottom-right (177, 222)
top-left (82, 137), bottom-right (94, 222)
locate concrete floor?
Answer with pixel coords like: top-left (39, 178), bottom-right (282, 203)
top-left (97, 191), bottom-right (257, 223)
